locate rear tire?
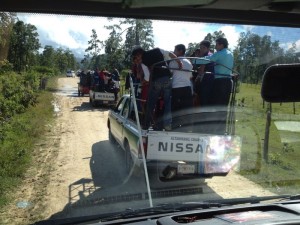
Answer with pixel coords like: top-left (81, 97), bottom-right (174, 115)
top-left (90, 97), bottom-right (96, 107)
top-left (124, 141), bottom-right (140, 176)
top-left (108, 127), bottom-right (116, 144)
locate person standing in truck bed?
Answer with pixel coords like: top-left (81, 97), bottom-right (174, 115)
top-left (131, 46), bottom-right (183, 131)
top-left (170, 44), bottom-right (193, 130)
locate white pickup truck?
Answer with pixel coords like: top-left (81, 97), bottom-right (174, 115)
top-left (107, 94), bottom-right (241, 189)
top-left (89, 90), bottom-right (115, 107)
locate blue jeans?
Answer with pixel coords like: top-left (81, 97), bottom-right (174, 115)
top-left (145, 76), bottom-right (172, 129)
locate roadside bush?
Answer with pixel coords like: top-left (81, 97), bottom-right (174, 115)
top-left (24, 71), bottom-right (42, 91)
top-left (0, 72), bottom-right (37, 119)
top-left (0, 60), bottom-right (13, 75)
top-left (0, 84), bottom-right (54, 207)
top-left (30, 66), bottom-right (57, 77)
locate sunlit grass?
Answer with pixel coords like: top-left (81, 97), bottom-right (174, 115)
top-left (235, 83), bottom-right (300, 193)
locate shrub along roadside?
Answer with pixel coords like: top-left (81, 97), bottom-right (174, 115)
top-left (0, 77), bottom-right (56, 208)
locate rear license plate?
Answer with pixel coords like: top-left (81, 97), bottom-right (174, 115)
top-left (103, 101), bottom-right (108, 104)
top-left (177, 164), bottom-right (195, 174)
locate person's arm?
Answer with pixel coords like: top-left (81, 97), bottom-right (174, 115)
top-left (160, 48), bottom-right (183, 69)
top-left (168, 51), bottom-right (183, 69)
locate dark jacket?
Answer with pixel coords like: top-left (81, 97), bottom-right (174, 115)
top-left (142, 48), bottom-right (171, 81)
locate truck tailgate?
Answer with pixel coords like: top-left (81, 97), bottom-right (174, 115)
top-left (146, 131), bottom-right (241, 174)
top-left (94, 92), bottom-right (115, 101)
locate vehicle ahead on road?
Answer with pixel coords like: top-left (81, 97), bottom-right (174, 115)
top-left (2, 0), bottom-right (300, 224)
top-left (78, 71), bottom-right (91, 96)
top-left (107, 62), bottom-right (241, 189)
top-left (88, 70), bottom-right (119, 107)
top-left (66, 70), bottom-right (75, 78)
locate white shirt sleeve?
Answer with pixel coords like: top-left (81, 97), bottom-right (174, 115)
top-left (160, 49), bottom-right (171, 61)
top-left (141, 63), bottom-right (150, 82)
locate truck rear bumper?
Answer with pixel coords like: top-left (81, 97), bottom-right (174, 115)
top-left (145, 160), bottom-right (226, 189)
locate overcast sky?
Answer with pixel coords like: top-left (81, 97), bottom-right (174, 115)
top-left (17, 13), bottom-right (300, 58)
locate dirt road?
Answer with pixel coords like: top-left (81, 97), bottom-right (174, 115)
top-left (0, 77), bottom-right (276, 225)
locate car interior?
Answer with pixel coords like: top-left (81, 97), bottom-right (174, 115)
top-left (2, 0), bottom-right (300, 225)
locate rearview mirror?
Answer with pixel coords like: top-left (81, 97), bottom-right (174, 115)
top-left (261, 63), bottom-right (300, 103)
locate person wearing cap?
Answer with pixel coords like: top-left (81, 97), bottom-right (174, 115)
top-left (131, 46), bottom-right (182, 131)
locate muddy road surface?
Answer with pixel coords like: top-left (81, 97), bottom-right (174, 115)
top-left (1, 77), bottom-right (276, 225)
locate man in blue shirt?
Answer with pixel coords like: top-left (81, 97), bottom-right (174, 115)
top-left (206, 37), bottom-right (233, 78)
top-left (197, 37), bottom-right (234, 134)
top-left (198, 37), bottom-right (233, 105)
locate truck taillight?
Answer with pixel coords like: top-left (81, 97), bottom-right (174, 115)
top-left (138, 136), bottom-right (147, 159)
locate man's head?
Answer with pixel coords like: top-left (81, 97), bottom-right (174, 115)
top-left (131, 46), bottom-right (144, 64)
top-left (191, 48), bottom-right (201, 57)
top-left (215, 37), bottom-right (228, 51)
top-left (199, 40), bottom-right (211, 56)
top-left (174, 44), bottom-right (186, 57)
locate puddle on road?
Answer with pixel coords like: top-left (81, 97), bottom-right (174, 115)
top-left (56, 84), bottom-right (78, 96)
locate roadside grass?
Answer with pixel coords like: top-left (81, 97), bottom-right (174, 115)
top-left (0, 77), bottom-right (57, 209)
top-left (235, 83), bottom-right (300, 193)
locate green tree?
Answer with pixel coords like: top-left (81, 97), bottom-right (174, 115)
top-left (55, 47), bottom-right (68, 73)
top-left (103, 24), bottom-right (124, 70)
top-left (122, 19), bottom-right (154, 68)
top-left (186, 42), bottom-right (200, 56)
top-left (281, 43), bottom-right (300, 64)
top-left (84, 29), bottom-right (102, 69)
top-left (40, 45), bottom-right (56, 68)
top-left (0, 12), bottom-right (16, 61)
top-left (64, 48), bottom-right (76, 70)
top-left (203, 30), bottom-right (225, 52)
top-left (234, 31), bottom-right (284, 84)
top-left (186, 30), bottom-right (225, 56)
top-left (8, 21), bottom-right (40, 72)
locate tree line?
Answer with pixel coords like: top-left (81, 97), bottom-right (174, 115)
top-left (2, 13), bottom-right (299, 83)
top-left (83, 22), bottom-right (299, 84)
top-left (1, 12), bottom-right (299, 125)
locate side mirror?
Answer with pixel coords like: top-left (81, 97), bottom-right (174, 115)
top-left (261, 64), bottom-right (300, 103)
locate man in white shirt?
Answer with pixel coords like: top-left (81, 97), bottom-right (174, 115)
top-left (170, 44), bottom-right (193, 130)
top-left (170, 44), bottom-right (193, 112)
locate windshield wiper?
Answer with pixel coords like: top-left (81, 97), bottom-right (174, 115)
top-left (101, 195), bottom-right (300, 221)
top-left (34, 202), bottom-right (225, 224)
top-left (206, 194), bottom-right (300, 206)
top-left (35, 195), bottom-right (299, 225)
top-left (96, 202), bottom-right (225, 222)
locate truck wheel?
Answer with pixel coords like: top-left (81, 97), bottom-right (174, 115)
top-left (90, 97), bottom-right (96, 107)
top-left (124, 141), bottom-right (139, 176)
top-left (108, 127), bottom-right (116, 144)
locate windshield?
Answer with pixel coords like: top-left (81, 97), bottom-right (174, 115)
top-left (1, 11), bottom-right (300, 225)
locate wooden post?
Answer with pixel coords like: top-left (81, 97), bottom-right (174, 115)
top-left (293, 102), bottom-right (296, 114)
top-left (263, 103), bottom-right (272, 163)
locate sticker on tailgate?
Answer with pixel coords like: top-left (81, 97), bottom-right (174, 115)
top-left (147, 131), bottom-right (241, 174)
top-left (95, 92), bottom-right (115, 100)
